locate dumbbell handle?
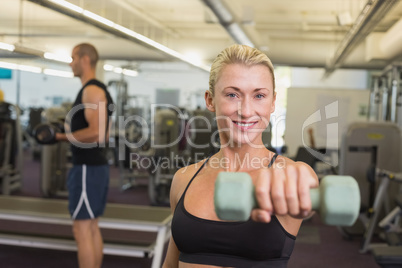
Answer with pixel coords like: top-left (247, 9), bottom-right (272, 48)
top-left (310, 188), bottom-right (320, 211)
top-left (240, 188), bottom-right (320, 209)
top-left (215, 173), bottom-right (360, 226)
top-left (240, 187), bottom-right (320, 216)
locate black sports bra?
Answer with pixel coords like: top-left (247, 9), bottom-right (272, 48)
top-left (171, 154), bottom-right (296, 268)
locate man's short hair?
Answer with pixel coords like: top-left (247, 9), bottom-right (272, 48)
top-left (75, 43), bottom-right (99, 68)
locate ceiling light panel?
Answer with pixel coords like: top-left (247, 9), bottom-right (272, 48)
top-left (29, 0), bottom-right (210, 72)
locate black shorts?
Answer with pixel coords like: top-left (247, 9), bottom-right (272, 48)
top-left (67, 164), bottom-right (109, 220)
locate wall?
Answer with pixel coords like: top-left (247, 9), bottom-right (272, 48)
top-left (284, 67), bottom-right (370, 158)
top-left (291, 67), bottom-right (369, 89)
top-left (104, 62), bottom-right (210, 110)
top-left (0, 62), bottom-right (209, 109)
top-left (0, 71), bottom-right (80, 107)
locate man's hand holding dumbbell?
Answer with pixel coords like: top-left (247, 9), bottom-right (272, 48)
top-left (33, 121), bottom-right (66, 145)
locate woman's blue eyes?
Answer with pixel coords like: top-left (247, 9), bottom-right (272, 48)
top-left (255, 94), bottom-right (265, 99)
top-left (226, 93), bottom-right (265, 99)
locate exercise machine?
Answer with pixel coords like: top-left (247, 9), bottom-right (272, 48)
top-left (25, 107), bottom-right (44, 160)
top-left (339, 122), bottom-right (401, 238)
top-left (363, 169), bottom-right (402, 267)
top-left (147, 107), bottom-right (181, 205)
top-left (109, 79), bottom-right (216, 205)
top-left (188, 106), bottom-right (215, 163)
top-left (0, 102), bottom-right (23, 195)
top-left (39, 106), bottom-right (71, 197)
top-left (360, 168), bottom-right (402, 253)
top-left (368, 62), bottom-right (402, 127)
top-left (108, 79), bottom-right (153, 191)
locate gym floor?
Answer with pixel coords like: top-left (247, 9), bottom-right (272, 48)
top-left (0, 148), bottom-right (380, 268)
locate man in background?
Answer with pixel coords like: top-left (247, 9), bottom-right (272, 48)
top-left (56, 43), bottom-right (113, 268)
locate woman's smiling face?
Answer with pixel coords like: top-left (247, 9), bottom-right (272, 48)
top-left (207, 63), bottom-right (276, 148)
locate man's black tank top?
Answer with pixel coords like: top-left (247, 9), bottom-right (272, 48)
top-left (69, 79), bottom-right (113, 165)
top-left (171, 154), bottom-right (296, 268)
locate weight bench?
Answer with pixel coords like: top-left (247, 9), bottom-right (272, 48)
top-left (0, 196), bottom-right (172, 268)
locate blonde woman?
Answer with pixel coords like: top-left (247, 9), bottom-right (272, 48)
top-left (163, 44), bottom-right (318, 268)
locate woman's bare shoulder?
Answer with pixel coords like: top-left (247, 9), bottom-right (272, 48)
top-left (174, 158), bottom-right (209, 181)
top-left (169, 158), bottom-right (210, 209)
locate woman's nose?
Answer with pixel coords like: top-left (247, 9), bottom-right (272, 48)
top-left (238, 99), bottom-right (252, 118)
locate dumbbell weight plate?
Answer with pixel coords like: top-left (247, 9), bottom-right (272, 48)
top-left (33, 123), bottom-right (58, 145)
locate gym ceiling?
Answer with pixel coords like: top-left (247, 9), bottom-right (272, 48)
top-left (1, 0), bottom-right (402, 75)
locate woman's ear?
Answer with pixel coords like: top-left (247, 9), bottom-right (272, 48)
top-left (205, 90), bottom-right (215, 112)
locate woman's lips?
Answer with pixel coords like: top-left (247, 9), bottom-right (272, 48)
top-left (232, 120), bottom-right (258, 130)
